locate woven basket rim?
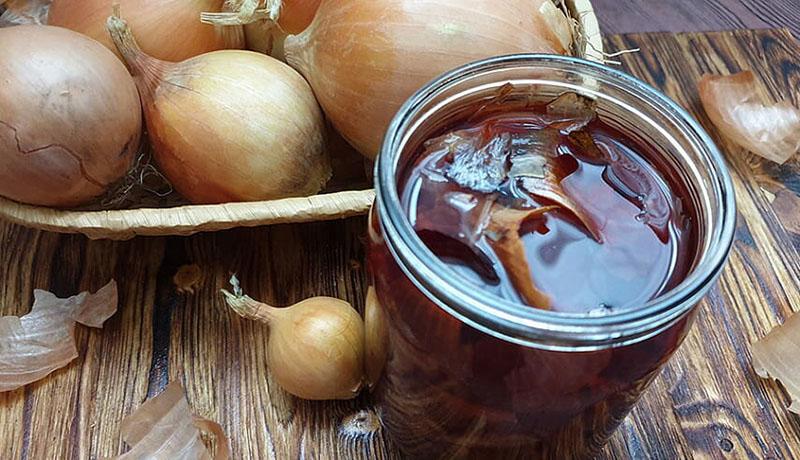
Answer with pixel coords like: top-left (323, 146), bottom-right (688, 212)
top-left (0, 0), bottom-right (603, 240)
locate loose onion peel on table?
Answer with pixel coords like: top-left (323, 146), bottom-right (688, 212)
top-left (699, 71), bottom-right (800, 165)
top-left (118, 382), bottom-right (230, 460)
top-left (0, 280), bottom-right (117, 392)
top-left (221, 276), bottom-right (364, 400)
top-left (752, 313), bottom-right (800, 414)
top-left (174, 264), bottom-right (204, 294)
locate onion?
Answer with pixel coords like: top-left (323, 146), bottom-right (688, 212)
top-left (222, 276), bottom-right (364, 401)
top-left (0, 25), bottom-right (141, 207)
top-left (107, 13), bottom-right (331, 204)
top-left (364, 286), bottom-right (388, 389)
top-left (48, 0), bottom-right (244, 62)
top-left (201, 0), bottom-right (321, 36)
top-left (284, 0), bottom-right (574, 158)
top-left (699, 71), bottom-right (800, 165)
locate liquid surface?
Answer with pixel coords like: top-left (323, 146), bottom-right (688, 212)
top-left (401, 93), bottom-right (696, 314)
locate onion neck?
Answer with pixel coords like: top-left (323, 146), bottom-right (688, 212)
top-left (221, 290), bottom-right (282, 324)
top-left (106, 14), bottom-right (171, 101)
top-left (200, 0), bottom-right (281, 26)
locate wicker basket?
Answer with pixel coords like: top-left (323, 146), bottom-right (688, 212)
top-left (0, 0), bottom-right (604, 240)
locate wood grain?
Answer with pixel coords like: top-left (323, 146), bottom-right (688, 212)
top-left (1, 28), bottom-right (800, 459)
top-left (592, 0), bottom-right (800, 39)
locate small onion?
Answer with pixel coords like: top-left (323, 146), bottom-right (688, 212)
top-left (0, 25), bottom-right (141, 207)
top-left (108, 13), bottom-right (330, 204)
top-left (222, 277), bottom-right (365, 401)
top-left (48, 0), bottom-right (244, 62)
top-left (284, 0), bottom-right (574, 158)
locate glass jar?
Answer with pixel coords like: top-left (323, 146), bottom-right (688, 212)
top-left (367, 54), bottom-right (736, 459)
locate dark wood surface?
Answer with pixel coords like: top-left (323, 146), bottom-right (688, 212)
top-left (593, 0), bottom-right (800, 39)
top-left (1, 28), bottom-right (800, 459)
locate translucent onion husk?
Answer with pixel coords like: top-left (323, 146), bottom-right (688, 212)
top-left (284, 0), bottom-right (574, 158)
top-left (752, 313), bottom-right (800, 414)
top-left (699, 71), bottom-right (800, 165)
top-left (0, 281), bottom-right (117, 393)
top-left (107, 14), bottom-right (331, 204)
top-left (119, 382), bottom-right (231, 459)
top-left (0, 0), bottom-right (50, 26)
top-left (48, 0), bottom-right (244, 62)
top-left (0, 25), bottom-right (141, 207)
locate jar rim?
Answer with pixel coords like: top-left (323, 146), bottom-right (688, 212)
top-left (375, 54), bottom-right (736, 351)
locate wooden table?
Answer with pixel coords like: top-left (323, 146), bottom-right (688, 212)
top-left (593, 0), bottom-right (800, 39)
top-left (1, 24), bottom-right (800, 460)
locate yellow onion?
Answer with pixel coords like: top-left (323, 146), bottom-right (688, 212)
top-left (284, 0), bottom-right (574, 158)
top-left (222, 277), bottom-right (364, 401)
top-left (48, 0), bottom-right (244, 62)
top-left (0, 25), bottom-right (141, 207)
top-left (108, 14), bottom-right (330, 204)
top-left (364, 287), bottom-right (389, 389)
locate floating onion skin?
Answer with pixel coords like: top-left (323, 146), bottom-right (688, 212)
top-left (108, 14), bottom-right (331, 204)
top-left (284, 0), bottom-right (574, 158)
top-left (49, 0), bottom-right (244, 62)
top-left (0, 25), bottom-right (141, 207)
top-left (222, 276), bottom-right (364, 401)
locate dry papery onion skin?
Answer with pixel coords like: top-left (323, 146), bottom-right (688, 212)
top-left (752, 313), bottom-right (800, 414)
top-left (699, 71), bottom-right (800, 165)
top-left (118, 382), bottom-right (230, 460)
top-left (107, 13), bottom-right (331, 204)
top-left (0, 0), bottom-right (50, 26)
top-left (0, 25), bottom-right (141, 208)
top-left (201, 0), bottom-right (322, 35)
top-left (0, 280), bottom-right (118, 393)
top-left (284, 0), bottom-right (574, 159)
top-left (222, 276), bottom-right (365, 400)
top-left (49, 0), bottom-right (244, 62)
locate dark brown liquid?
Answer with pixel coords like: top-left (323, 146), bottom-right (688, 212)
top-left (368, 93), bottom-right (701, 459)
top-left (401, 107), bottom-right (696, 313)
